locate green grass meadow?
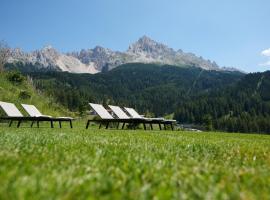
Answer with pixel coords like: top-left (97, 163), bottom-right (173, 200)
top-left (0, 121), bottom-right (270, 199)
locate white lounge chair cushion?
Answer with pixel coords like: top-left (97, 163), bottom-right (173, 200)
top-left (21, 104), bottom-right (44, 117)
top-left (21, 104), bottom-right (72, 119)
top-left (124, 107), bottom-right (144, 119)
top-left (124, 107), bottom-right (176, 122)
top-left (0, 101), bottom-right (24, 117)
top-left (108, 105), bottom-right (130, 119)
top-left (89, 103), bottom-right (114, 119)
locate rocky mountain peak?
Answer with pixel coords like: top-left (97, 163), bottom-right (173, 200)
top-left (93, 45), bottom-right (105, 50)
top-left (30, 45), bottom-right (59, 65)
top-left (40, 45), bottom-right (59, 56)
top-left (128, 36), bottom-right (172, 55)
top-left (137, 35), bottom-right (157, 45)
top-left (42, 45), bottom-right (54, 50)
top-left (92, 46), bottom-right (113, 55)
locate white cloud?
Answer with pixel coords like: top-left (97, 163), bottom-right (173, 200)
top-left (260, 48), bottom-right (270, 67)
top-left (261, 48), bottom-right (270, 57)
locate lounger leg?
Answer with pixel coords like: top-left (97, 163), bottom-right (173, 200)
top-left (143, 123), bottom-right (146, 130)
top-left (31, 121), bottom-right (35, 128)
top-left (122, 123), bottom-right (125, 130)
top-left (86, 120), bottom-right (90, 129)
top-left (150, 123), bottom-right (153, 130)
top-left (164, 124), bottom-right (167, 130)
top-left (59, 121), bottom-right (62, 128)
top-left (171, 123), bottom-right (173, 131)
top-left (50, 120), bottom-right (54, 128)
top-left (69, 120), bottom-right (73, 128)
top-left (105, 122), bottom-right (109, 129)
top-left (99, 123), bottom-right (102, 129)
top-left (17, 120), bottom-right (22, 128)
top-left (9, 120), bottom-right (13, 127)
top-left (159, 123), bottom-right (162, 130)
top-left (37, 120), bottom-right (40, 128)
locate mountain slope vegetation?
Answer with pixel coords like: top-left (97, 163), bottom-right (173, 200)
top-left (0, 71), bottom-right (70, 117)
top-left (175, 71), bottom-right (270, 133)
top-left (25, 63), bottom-right (244, 115)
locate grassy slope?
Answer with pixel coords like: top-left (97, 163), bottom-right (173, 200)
top-left (0, 72), bottom-right (71, 117)
top-left (0, 125), bottom-right (269, 199)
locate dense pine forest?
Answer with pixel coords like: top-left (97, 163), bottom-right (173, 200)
top-left (175, 71), bottom-right (270, 133)
top-left (5, 63), bottom-right (270, 133)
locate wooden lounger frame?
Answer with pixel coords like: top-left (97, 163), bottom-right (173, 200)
top-left (0, 116), bottom-right (73, 128)
top-left (86, 118), bottom-right (174, 130)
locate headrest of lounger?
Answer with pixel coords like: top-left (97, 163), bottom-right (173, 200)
top-left (108, 105), bottom-right (130, 119)
top-left (21, 104), bottom-right (43, 117)
top-left (0, 101), bottom-right (23, 117)
top-left (124, 107), bottom-right (143, 119)
top-left (89, 103), bottom-right (114, 119)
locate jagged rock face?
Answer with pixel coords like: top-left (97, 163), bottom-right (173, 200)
top-left (7, 46), bottom-right (99, 74)
top-left (69, 46), bottom-right (126, 71)
top-left (128, 36), bottom-right (175, 56)
top-left (71, 36), bottom-right (239, 72)
top-left (126, 36), bottom-right (220, 70)
top-left (6, 36), bottom-right (239, 73)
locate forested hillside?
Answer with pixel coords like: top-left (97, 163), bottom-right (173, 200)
top-left (25, 63), bottom-right (243, 115)
top-left (175, 71), bottom-right (270, 133)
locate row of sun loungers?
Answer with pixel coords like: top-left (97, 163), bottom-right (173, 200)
top-left (86, 103), bottom-right (176, 130)
top-left (0, 101), bottom-right (73, 128)
top-left (0, 101), bottom-right (176, 130)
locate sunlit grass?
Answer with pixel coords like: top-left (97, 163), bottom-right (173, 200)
top-left (0, 123), bottom-right (269, 199)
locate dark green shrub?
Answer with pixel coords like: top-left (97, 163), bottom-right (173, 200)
top-left (6, 71), bottom-right (25, 84)
top-left (19, 90), bottom-right (31, 99)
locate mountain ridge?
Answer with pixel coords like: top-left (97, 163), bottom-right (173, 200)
top-left (6, 36), bottom-right (241, 74)
top-left (7, 46), bottom-right (99, 74)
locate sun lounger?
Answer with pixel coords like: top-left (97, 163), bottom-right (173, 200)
top-left (0, 101), bottom-right (54, 128)
top-left (86, 103), bottom-right (148, 129)
top-left (108, 105), bottom-right (154, 130)
top-left (124, 107), bottom-right (176, 130)
top-left (21, 104), bottom-right (73, 128)
top-left (86, 103), bottom-right (122, 129)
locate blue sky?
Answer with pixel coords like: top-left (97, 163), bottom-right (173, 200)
top-left (0, 0), bottom-right (269, 72)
